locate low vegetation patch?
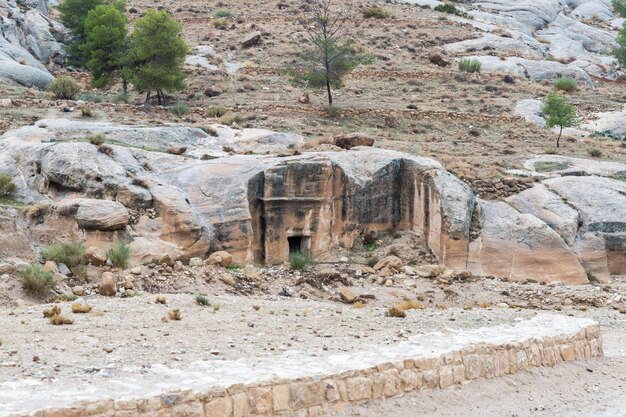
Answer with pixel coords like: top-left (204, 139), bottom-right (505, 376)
top-left (41, 241), bottom-right (86, 270)
top-left (213, 8), bottom-right (232, 18)
top-left (589, 148), bottom-right (602, 157)
top-left (47, 76), bottom-right (81, 100)
top-left (106, 239), bottom-right (130, 269)
top-left (458, 58), bottom-right (482, 73)
top-left (155, 295), bottom-right (167, 304)
top-left (0, 174), bottom-right (16, 197)
top-left (554, 77), bottom-right (578, 92)
top-left (19, 264), bottom-right (56, 298)
top-left (289, 251), bottom-right (314, 270)
top-left (362, 6), bottom-right (390, 19)
top-left (206, 105), bottom-right (228, 118)
top-left (534, 161), bottom-right (570, 172)
top-left (88, 134), bottom-right (106, 146)
top-left (434, 4), bottom-right (465, 16)
top-left (50, 314), bottom-right (73, 325)
top-left (168, 309), bottom-right (182, 320)
top-left (170, 102), bottom-right (190, 117)
top-left (212, 18), bottom-right (230, 29)
top-left (195, 294), bottom-right (210, 306)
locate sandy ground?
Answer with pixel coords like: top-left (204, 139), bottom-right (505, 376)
top-left (0, 288), bottom-right (625, 416)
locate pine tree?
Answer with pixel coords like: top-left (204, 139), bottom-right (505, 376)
top-left (542, 93), bottom-right (579, 148)
top-left (288, 0), bottom-right (372, 106)
top-left (57, 0), bottom-right (107, 64)
top-left (84, 2), bottom-right (129, 92)
top-left (124, 9), bottom-right (190, 107)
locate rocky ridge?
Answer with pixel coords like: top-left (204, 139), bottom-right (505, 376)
top-left (0, 120), bottom-right (625, 285)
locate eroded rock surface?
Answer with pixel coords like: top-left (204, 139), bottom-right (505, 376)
top-left (0, 0), bottom-right (67, 88)
top-left (1, 122), bottom-right (625, 284)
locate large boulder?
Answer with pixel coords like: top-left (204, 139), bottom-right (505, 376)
top-left (468, 200), bottom-right (588, 284)
top-left (55, 199), bottom-right (130, 231)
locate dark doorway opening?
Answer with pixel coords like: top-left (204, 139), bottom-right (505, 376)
top-left (288, 236), bottom-right (310, 254)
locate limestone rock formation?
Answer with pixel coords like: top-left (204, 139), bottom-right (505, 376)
top-left (1, 121), bottom-right (625, 285)
top-left (411, 0), bottom-right (622, 82)
top-left (0, 0), bottom-right (68, 88)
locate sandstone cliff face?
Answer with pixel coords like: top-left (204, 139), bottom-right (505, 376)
top-left (1, 120), bottom-right (625, 284)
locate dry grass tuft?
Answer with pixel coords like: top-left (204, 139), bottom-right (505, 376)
top-left (396, 300), bottom-right (423, 311)
top-left (155, 295), bottom-right (167, 304)
top-left (71, 303), bottom-right (92, 313)
top-left (168, 309), bottom-right (182, 321)
top-left (386, 306), bottom-right (406, 318)
top-left (50, 314), bottom-right (73, 325)
top-left (43, 305), bottom-right (61, 318)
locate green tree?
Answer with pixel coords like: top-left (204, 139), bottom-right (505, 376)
top-left (124, 9), bottom-right (190, 107)
top-left (288, 0), bottom-right (372, 106)
top-left (58, 0), bottom-right (105, 64)
top-left (614, 21), bottom-right (626, 69)
top-left (84, 3), bottom-right (129, 93)
top-left (612, 0), bottom-right (626, 17)
top-left (542, 93), bottom-right (579, 148)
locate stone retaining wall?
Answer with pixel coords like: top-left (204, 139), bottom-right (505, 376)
top-left (10, 315), bottom-right (602, 417)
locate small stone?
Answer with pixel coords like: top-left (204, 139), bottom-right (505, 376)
top-left (123, 275), bottom-right (134, 290)
top-left (416, 264), bottom-right (445, 278)
top-left (72, 286), bottom-right (85, 296)
top-left (339, 287), bottom-right (357, 304)
top-left (220, 273), bottom-right (236, 286)
top-left (57, 263), bottom-right (72, 276)
top-left (85, 246), bottom-right (107, 266)
top-left (130, 267), bottom-right (142, 275)
top-left (373, 256), bottom-right (402, 271)
top-left (43, 261), bottom-right (58, 274)
top-left (207, 251), bottom-right (233, 267)
top-left (99, 272), bottom-right (117, 296)
top-left (189, 257), bottom-right (203, 267)
top-left (242, 31), bottom-right (262, 48)
top-left (339, 256), bottom-right (349, 263)
top-left (204, 86), bottom-right (223, 97)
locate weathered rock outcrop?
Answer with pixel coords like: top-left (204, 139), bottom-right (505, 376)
top-left (1, 122), bottom-right (625, 284)
top-left (416, 0), bottom-right (622, 81)
top-left (0, 0), bottom-right (68, 88)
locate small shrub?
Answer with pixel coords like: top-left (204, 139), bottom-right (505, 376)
top-left (206, 105), bottom-right (228, 118)
top-left (78, 92), bottom-right (102, 103)
top-left (50, 315), bottom-right (73, 325)
top-left (325, 105), bottom-right (341, 118)
top-left (112, 91), bottom-right (129, 103)
top-left (168, 309), bottom-right (182, 320)
top-left (212, 18), bottom-right (230, 29)
top-left (41, 241), bottom-right (85, 269)
top-left (396, 300), bottom-right (423, 311)
top-left (98, 144), bottom-right (114, 156)
top-left (47, 76), bottom-right (81, 100)
top-left (459, 58), bottom-right (482, 73)
top-left (589, 148), bottom-right (602, 157)
top-left (213, 8), bottom-right (232, 18)
top-left (106, 239), bottom-right (130, 269)
top-left (43, 305), bottom-right (61, 318)
top-left (170, 102), bottom-right (190, 117)
top-left (554, 77), bottom-right (577, 92)
top-left (385, 306), bottom-right (406, 318)
top-left (195, 294), bottom-right (210, 306)
top-left (155, 295), bottom-right (167, 304)
top-left (0, 174), bottom-right (16, 197)
top-left (19, 264), bottom-right (56, 298)
top-left (289, 251), bottom-right (314, 270)
top-left (434, 4), bottom-right (464, 16)
top-left (80, 106), bottom-right (93, 117)
top-left (367, 256), bottom-right (379, 268)
top-left (88, 134), bottom-right (106, 146)
top-left (219, 112), bottom-right (243, 125)
top-left (362, 6), bottom-right (390, 19)
top-left (71, 303), bottom-right (92, 313)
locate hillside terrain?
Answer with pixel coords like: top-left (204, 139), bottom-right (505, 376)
top-left (0, 1), bottom-right (626, 416)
